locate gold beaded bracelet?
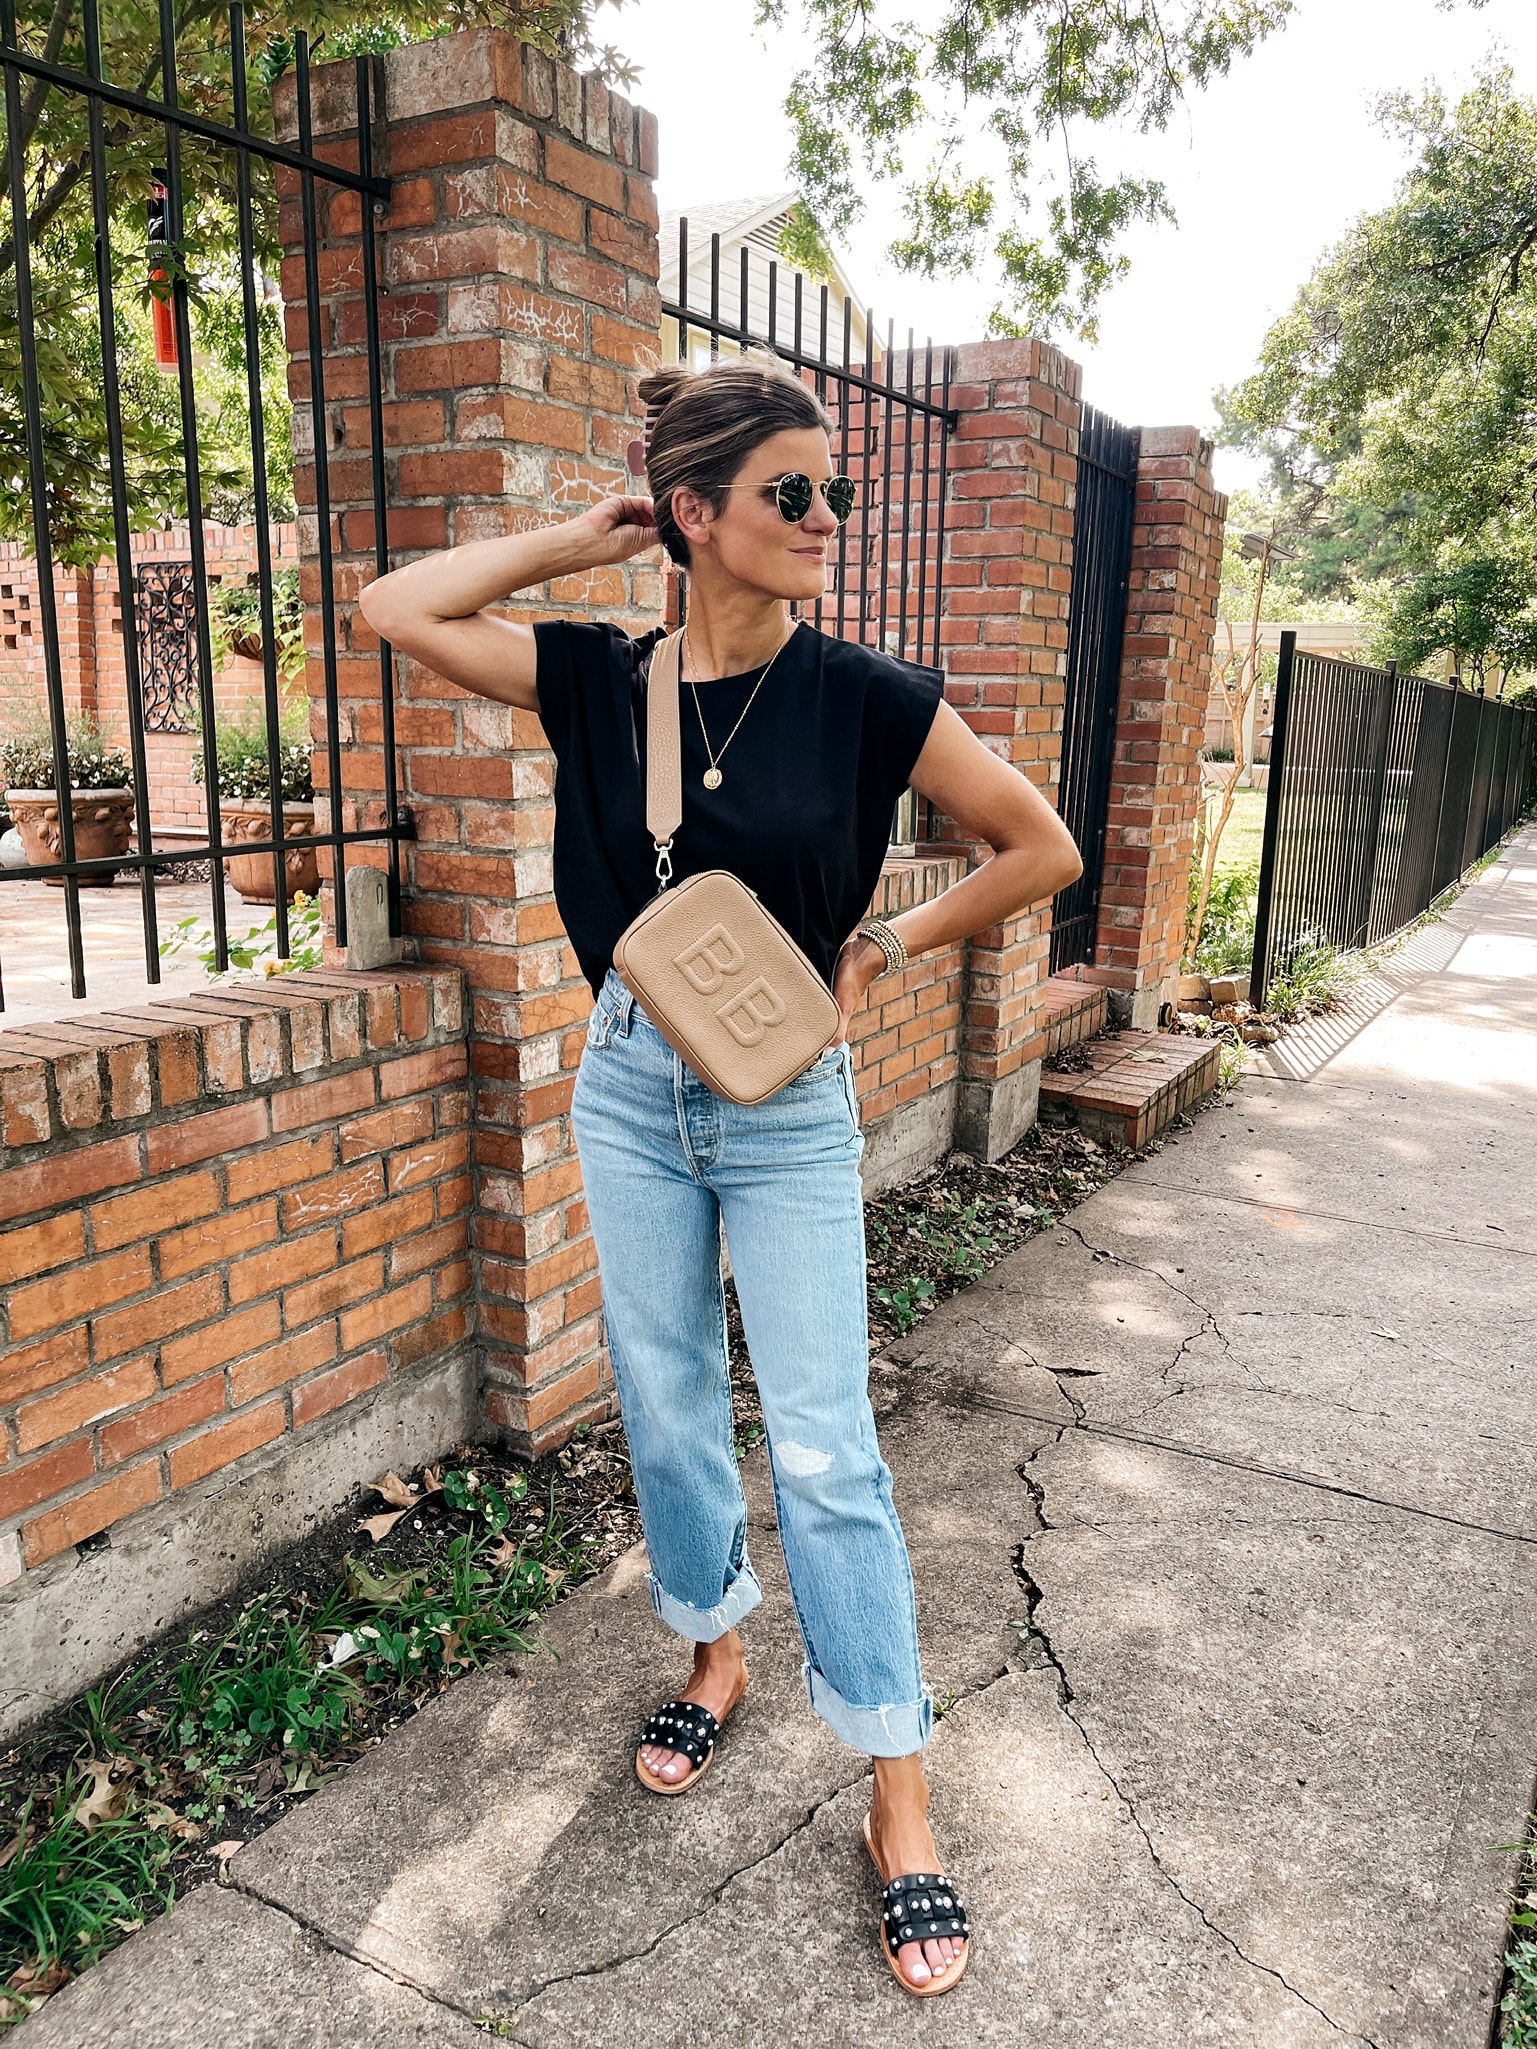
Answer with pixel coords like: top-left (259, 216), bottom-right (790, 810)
top-left (855, 917), bottom-right (909, 975)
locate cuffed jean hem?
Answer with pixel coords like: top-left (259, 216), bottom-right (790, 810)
top-left (804, 1660), bottom-right (933, 1757)
top-left (649, 1558), bottom-right (764, 1643)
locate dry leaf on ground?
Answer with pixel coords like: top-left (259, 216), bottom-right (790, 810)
top-left (138, 1800), bottom-right (201, 1841)
top-left (360, 1467), bottom-right (446, 1542)
top-left (73, 1761), bottom-right (133, 1831)
top-left (357, 1507), bottom-right (412, 1543)
top-left (5, 1960), bottom-right (70, 1999)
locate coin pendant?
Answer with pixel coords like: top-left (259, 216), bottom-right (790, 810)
top-left (703, 767), bottom-right (723, 790)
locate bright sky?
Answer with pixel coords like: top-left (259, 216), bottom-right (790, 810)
top-left (614, 0), bottom-right (1537, 496)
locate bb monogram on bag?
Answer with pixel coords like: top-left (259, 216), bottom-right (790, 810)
top-left (717, 976), bottom-right (787, 1047)
top-left (675, 923), bottom-right (745, 992)
top-left (674, 924), bottom-right (788, 1047)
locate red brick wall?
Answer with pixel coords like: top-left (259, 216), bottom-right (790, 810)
top-left (0, 968), bottom-right (469, 1582)
top-left (1091, 428), bottom-right (1227, 1021)
top-left (0, 526), bottom-right (300, 836)
top-left (273, 29), bottom-right (661, 1450)
top-left (853, 855), bottom-right (968, 1124)
top-left (937, 339), bottom-right (1081, 1158)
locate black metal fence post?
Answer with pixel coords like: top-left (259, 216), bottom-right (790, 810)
top-left (84, 0), bottom-right (160, 981)
top-left (1, 0), bottom-right (85, 1001)
top-left (1349, 658), bottom-right (1397, 949)
top-left (1250, 629), bottom-right (1296, 1004)
top-left (0, 5), bottom-right (400, 1009)
top-left (231, 2), bottom-right (291, 953)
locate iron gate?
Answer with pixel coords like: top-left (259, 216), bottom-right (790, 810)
top-left (1250, 632), bottom-right (1537, 998)
top-left (1049, 406), bottom-right (1140, 972)
top-left (0, 7), bottom-right (403, 1007)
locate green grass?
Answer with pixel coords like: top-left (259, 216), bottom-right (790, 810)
top-left (1184, 788), bottom-right (1268, 976)
top-left (1505, 1940), bottom-right (1537, 2047)
top-left (0, 1461), bottom-right (593, 2028)
top-left (1201, 786), bottom-right (1267, 876)
top-left (0, 1785), bottom-right (178, 2003)
top-left (1265, 945), bottom-right (1363, 1022)
top-left (1498, 1817), bottom-right (1537, 2045)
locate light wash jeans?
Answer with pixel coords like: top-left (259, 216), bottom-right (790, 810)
top-left (569, 966), bottom-right (932, 1757)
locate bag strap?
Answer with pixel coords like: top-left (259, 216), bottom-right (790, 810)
top-left (645, 628), bottom-right (685, 890)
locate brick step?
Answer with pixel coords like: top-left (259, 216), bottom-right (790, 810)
top-left (1039, 974), bottom-right (1111, 1058)
top-left (1039, 1029), bottom-right (1223, 1152)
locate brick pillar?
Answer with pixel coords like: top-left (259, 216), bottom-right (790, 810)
top-left (937, 339), bottom-right (1081, 1161)
top-left (276, 29), bottom-right (662, 1452)
top-left (1091, 428), bottom-right (1226, 1025)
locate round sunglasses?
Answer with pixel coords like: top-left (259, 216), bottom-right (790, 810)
top-left (722, 472), bottom-right (859, 526)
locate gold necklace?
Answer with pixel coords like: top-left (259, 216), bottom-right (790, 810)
top-left (684, 621), bottom-right (794, 791)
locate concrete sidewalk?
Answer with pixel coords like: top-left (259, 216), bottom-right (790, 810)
top-left (26, 828), bottom-right (1537, 2048)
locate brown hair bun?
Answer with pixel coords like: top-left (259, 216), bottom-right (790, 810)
top-left (636, 353), bottom-right (832, 567)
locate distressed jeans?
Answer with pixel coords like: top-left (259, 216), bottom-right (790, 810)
top-left (569, 966), bottom-right (932, 1757)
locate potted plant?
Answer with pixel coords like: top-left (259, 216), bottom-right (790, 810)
top-left (208, 566), bottom-right (306, 675)
top-left (1, 708), bottom-right (134, 886)
top-left (191, 696), bottom-right (319, 904)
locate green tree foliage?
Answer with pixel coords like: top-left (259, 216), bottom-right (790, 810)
top-left (756, 0), bottom-right (1308, 340)
top-left (1, 0), bottom-right (631, 564)
top-left (1218, 70), bottom-right (1537, 686)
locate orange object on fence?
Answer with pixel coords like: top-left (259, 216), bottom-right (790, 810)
top-left (149, 179), bottom-right (178, 371)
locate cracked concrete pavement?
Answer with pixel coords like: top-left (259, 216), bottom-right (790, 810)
top-left (25, 827), bottom-right (1537, 2047)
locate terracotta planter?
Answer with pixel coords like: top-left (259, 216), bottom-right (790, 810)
top-left (4, 787), bottom-right (133, 886)
top-left (220, 799), bottom-right (320, 904)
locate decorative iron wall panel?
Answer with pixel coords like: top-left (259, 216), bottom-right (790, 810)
top-left (134, 561), bottom-right (198, 732)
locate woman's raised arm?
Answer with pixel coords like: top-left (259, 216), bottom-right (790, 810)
top-left (356, 497), bottom-right (659, 712)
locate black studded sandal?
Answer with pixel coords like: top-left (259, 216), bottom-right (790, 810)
top-left (633, 1698), bottom-right (723, 1796)
top-left (862, 1812), bottom-right (971, 1997)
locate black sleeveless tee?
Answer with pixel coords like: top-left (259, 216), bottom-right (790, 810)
top-left (532, 619), bottom-right (945, 999)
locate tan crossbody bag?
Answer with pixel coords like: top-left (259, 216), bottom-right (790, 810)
top-left (611, 628), bottom-right (842, 1105)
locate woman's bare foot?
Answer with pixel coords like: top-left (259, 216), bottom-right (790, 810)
top-left (637, 1631), bottom-right (749, 1787)
top-left (868, 1754), bottom-right (966, 1989)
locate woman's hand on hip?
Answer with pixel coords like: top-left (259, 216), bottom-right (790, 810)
top-left (830, 934), bottom-right (886, 1046)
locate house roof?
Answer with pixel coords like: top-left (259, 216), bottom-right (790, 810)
top-left (660, 194), bottom-right (797, 251)
top-left (659, 192), bottom-right (867, 322)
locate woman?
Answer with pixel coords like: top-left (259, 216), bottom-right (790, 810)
top-left (360, 354), bottom-right (1082, 1997)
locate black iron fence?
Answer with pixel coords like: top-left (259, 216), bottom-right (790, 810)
top-left (664, 220), bottom-right (954, 844)
top-left (1050, 405), bottom-right (1139, 972)
top-left (1251, 633), bottom-right (1536, 999)
top-left (0, 6), bottom-right (402, 1009)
